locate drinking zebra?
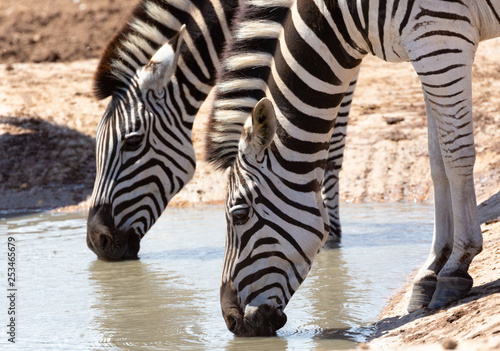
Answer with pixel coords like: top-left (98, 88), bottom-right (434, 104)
top-left (206, 0), bottom-right (499, 336)
top-left (86, 0), bottom-right (355, 259)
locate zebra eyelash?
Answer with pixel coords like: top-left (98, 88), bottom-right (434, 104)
top-left (123, 132), bottom-right (145, 152)
top-left (229, 203), bottom-right (250, 213)
top-left (229, 204), bottom-right (251, 225)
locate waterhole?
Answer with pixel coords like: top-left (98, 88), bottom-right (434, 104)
top-left (0, 203), bottom-right (433, 350)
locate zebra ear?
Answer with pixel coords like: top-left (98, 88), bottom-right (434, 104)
top-left (244, 98), bottom-right (277, 156)
top-left (137, 25), bottom-right (186, 92)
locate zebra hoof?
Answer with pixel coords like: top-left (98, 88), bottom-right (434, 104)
top-left (323, 233), bottom-right (341, 249)
top-left (407, 276), bottom-right (437, 312)
top-left (427, 276), bottom-right (473, 310)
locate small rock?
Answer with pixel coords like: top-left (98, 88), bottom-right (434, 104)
top-left (384, 116), bottom-right (405, 125)
top-left (442, 339), bottom-right (458, 350)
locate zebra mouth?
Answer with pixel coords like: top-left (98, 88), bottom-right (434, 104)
top-left (224, 305), bottom-right (287, 337)
top-left (87, 204), bottom-right (141, 260)
top-left (87, 227), bottom-right (141, 260)
top-left (221, 282), bottom-right (287, 336)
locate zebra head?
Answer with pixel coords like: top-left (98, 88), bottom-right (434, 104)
top-left (87, 27), bottom-right (195, 260)
top-left (220, 98), bottom-right (329, 336)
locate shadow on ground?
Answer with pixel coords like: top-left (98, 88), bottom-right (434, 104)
top-left (0, 115), bottom-right (95, 212)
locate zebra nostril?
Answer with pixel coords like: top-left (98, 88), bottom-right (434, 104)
top-left (226, 315), bottom-right (240, 333)
top-left (98, 234), bottom-right (110, 252)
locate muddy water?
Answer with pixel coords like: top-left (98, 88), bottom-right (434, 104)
top-left (0, 203), bottom-right (433, 350)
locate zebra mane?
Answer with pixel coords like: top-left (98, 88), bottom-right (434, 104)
top-left (205, 0), bottom-right (293, 170)
top-left (93, 0), bottom-right (184, 100)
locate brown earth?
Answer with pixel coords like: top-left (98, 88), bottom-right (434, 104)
top-left (0, 0), bottom-right (138, 64)
top-left (0, 0), bottom-right (499, 349)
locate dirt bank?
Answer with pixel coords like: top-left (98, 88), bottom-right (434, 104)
top-left (2, 46), bottom-right (500, 210)
top-left (1, 0), bottom-right (499, 211)
top-left (366, 219), bottom-right (500, 350)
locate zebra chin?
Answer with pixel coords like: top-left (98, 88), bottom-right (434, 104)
top-left (220, 281), bottom-right (287, 337)
top-left (86, 204), bottom-right (141, 260)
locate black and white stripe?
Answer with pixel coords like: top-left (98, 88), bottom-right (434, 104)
top-left (87, 0), bottom-right (239, 259)
top-left (87, 0), bottom-right (357, 259)
top-left (208, 0), bottom-right (500, 336)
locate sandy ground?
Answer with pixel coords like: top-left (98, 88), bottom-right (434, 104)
top-left (1, 0), bottom-right (499, 349)
top-left (2, 47), bottom-right (500, 210)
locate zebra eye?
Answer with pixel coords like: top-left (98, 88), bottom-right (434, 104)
top-left (123, 134), bottom-right (144, 152)
top-left (230, 204), bottom-right (250, 225)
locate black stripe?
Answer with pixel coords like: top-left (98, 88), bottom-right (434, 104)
top-left (254, 188), bottom-right (325, 242)
top-left (242, 158), bottom-right (322, 215)
top-left (237, 266), bottom-right (292, 294)
top-left (234, 251), bottom-right (303, 288)
top-left (391, 0), bottom-right (401, 18)
top-left (296, 0), bottom-right (362, 70)
top-left (274, 47), bottom-right (345, 109)
top-left (399, 0), bottom-right (416, 35)
top-left (378, 0), bottom-right (387, 60)
top-left (412, 48), bottom-right (463, 62)
top-left (421, 76), bottom-right (464, 89)
top-left (348, 0), bottom-right (373, 54)
top-left (244, 282), bottom-right (290, 306)
top-left (283, 6), bottom-right (342, 85)
top-left (485, 0), bottom-right (500, 22)
top-left (268, 74), bottom-right (339, 134)
top-left (417, 64), bottom-right (465, 76)
top-left (414, 30), bottom-right (475, 45)
top-left (415, 7), bottom-right (471, 23)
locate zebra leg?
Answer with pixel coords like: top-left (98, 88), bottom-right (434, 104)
top-left (322, 66), bottom-right (360, 246)
top-left (408, 49), bottom-right (482, 311)
top-left (408, 96), bottom-right (454, 311)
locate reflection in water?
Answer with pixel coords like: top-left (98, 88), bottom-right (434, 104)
top-left (89, 260), bottom-right (182, 349)
top-left (0, 203), bottom-right (433, 350)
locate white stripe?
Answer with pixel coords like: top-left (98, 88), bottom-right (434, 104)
top-left (214, 97), bottom-right (258, 110)
top-left (279, 35), bottom-right (339, 93)
top-left (217, 78), bottom-right (266, 94)
top-left (182, 83), bottom-right (203, 109)
top-left (314, 0), bottom-right (368, 57)
top-left (145, 2), bottom-right (183, 31)
top-left (130, 19), bottom-right (168, 45)
top-left (234, 20), bottom-right (283, 40)
top-left (122, 37), bottom-right (150, 65)
top-left (211, 0), bottom-right (233, 43)
top-left (246, 0), bottom-right (293, 7)
top-left (270, 58), bottom-right (339, 120)
top-left (291, 4), bottom-right (352, 79)
top-left (177, 57), bottom-right (212, 94)
top-left (224, 52), bottom-right (273, 71)
top-left (124, 33), bottom-right (157, 59)
top-left (213, 109), bottom-right (249, 125)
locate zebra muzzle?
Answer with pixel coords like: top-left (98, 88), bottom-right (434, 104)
top-left (87, 204), bottom-right (140, 260)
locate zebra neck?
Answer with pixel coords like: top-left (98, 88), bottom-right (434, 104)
top-left (94, 0), bottom-right (239, 100)
top-left (206, 0), bottom-right (366, 170)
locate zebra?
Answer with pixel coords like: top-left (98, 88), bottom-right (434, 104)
top-left (86, 0), bottom-right (355, 259)
top-left (206, 0), bottom-right (499, 336)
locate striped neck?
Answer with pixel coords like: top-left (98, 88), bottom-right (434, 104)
top-left (206, 0), bottom-right (366, 170)
top-left (93, 0), bottom-right (238, 116)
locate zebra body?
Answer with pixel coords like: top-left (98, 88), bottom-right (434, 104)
top-left (86, 0), bottom-right (352, 259)
top-left (207, 0), bottom-right (499, 336)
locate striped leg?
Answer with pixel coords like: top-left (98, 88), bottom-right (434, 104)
top-left (322, 66), bottom-right (360, 245)
top-left (408, 45), bottom-right (482, 311)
